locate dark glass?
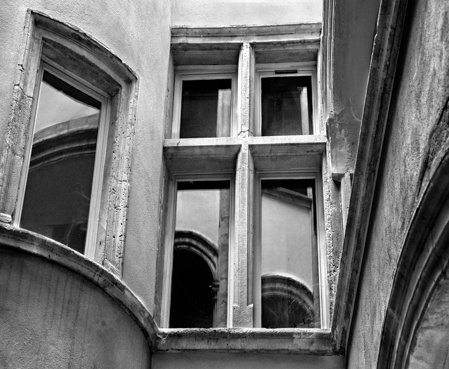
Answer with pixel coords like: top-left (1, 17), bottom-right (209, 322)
top-left (180, 79), bottom-right (232, 138)
top-left (261, 76), bottom-right (313, 136)
top-left (170, 181), bottom-right (230, 328)
top-left (21, 71), bottom-right (100, 254)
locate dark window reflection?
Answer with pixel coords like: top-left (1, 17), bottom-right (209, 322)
top-left (261, 76), bottom-right (313, 136)
top-left (180, 79), bottom-right (232, 138)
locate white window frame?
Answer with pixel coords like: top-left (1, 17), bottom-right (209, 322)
top-left (171, 66), bottom-right (238, 139)
top-left (255, 62), bottom-right (318, 137)
top-left (253, 169), bottom-right (329, 329)
top-left (160, 173), bottom-right (236, 328)
top-left (14, 60), bottom-right (111, 259)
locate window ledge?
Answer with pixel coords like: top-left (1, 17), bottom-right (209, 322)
top-left (157, 328), bottom-right (337, 355)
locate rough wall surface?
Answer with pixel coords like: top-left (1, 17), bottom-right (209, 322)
top-left (171, 0), bottom-right (321, 27)
top-left (153, 352), bottom-right (344, 369)
top-left (347, 0), bottom-right (449, 367)
top-left (0, 0), bottom-right (171, 312)
top-left (0, 250), bottom-right (151, 369)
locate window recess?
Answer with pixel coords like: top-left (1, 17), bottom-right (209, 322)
top-left (17, 63), bottom-right (110, 256)
top-left (171, 67), bottom-right (237, 139)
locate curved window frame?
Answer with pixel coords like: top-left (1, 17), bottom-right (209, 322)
top-left (15, 61), bottom-right (111, 259)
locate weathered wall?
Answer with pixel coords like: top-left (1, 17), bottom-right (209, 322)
top-left (0, 249), bottom-right (151, 369)
top-left (153, 352), bottom-right (345, 369)
top-left (171, 0), bottom-right (321, 27)
top-left (0, 0), bottom-right (171, 312)
top-left (347, 0), bottom-right (449, 367)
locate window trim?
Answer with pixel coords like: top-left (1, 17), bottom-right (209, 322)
top-left (171, 66), bottom-right (238, 139)
top-left (255, 62), bottom-right (318, 137)
top-left (160, 173), bottom-right (236, 328)
top-left (14, 61), bottom-right (111, 259)
top-left (253, 170), bottom-right (329, 329)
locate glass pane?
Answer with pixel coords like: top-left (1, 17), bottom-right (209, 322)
top-left (180, 79), bottom-right (232, 138)
top-left (260, 179), bottom-right (320, 328)
top-left (170, 181), bottom-right (230, 328)
top-left (20, 70), bottom-right (101, 254)
top-left (261, 76), bottom-right (313, 136)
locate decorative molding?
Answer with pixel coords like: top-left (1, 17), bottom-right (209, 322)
top-left (331, 0), bottom-right (410, 353)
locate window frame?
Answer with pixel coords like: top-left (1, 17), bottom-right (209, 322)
top-left (14, 60), bottom-right (111, 259)
top-left (255, 62), bottom-right (318, 137)
top-left (0, 12), bottom-right (138, 276)
top-left (253, 169), bottom-right (328, 329)
top-left (171, 66), bottom-right (238, 139)
top-left (160, 173), bottom-right (236, 328)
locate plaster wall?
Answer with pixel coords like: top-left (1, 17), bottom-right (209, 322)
top-left (326, 0), bottom-right (381, 174)
top-left (347, 0), bottom-right (449, 367)
top-left (0, 0), bottom-right (172, 312)
top-left (0, 250), bottom-right (151, 369)
top-left (153, 352), bottom-right (345, 369)
top-left (171, 0), bottom-right (322, 27)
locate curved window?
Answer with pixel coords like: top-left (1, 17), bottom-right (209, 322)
top-left (20, 69), bottom-right (104, 254)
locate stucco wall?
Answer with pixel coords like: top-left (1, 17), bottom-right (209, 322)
top-left (347, 0), bottom-right (449, 367)
top-left (0, 250), bottom-right (151, 369)
top-left (0, 0), bottom-right (171, 312)
top-left (171, 0), bottom-right (322, 27)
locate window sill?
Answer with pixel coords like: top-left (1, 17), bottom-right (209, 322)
top-left (157, 327), bottom-right (336, 355)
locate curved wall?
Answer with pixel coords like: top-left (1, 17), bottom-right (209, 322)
top-left (0, 227), bottom-right (157, 368)
top-left (0, 0), bottom-right (171, 312)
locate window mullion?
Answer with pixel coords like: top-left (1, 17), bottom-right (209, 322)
top-left (231, 143), bottom-right (255, 328)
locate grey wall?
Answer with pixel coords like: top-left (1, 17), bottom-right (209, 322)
top-left (0, 250), bottom-right (151, 369)
top-left (347, 0), bottom-right (449, 367)
top-left (171, 0), bottom-right (321, 27)
top-left (0, 0), bottom-right (172, 312)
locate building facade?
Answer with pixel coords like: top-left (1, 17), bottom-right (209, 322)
top-left (0, 0), bottom-right (448, 368)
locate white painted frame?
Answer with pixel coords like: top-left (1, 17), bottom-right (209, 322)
top-left (255, 62), bottom-right (319, 137)
top-left (160, 173), bottom-right (236, 328)
top-left (14, 61), bottom-right (111, 260)
top-left (171, 66), bottom-right (238, 138)
top-left (253, 169), bottom-right (329, 329)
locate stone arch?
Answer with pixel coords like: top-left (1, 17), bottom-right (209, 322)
top-left (377, 143), bottom-right (449, 368)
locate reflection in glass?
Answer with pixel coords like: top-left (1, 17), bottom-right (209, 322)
top-left (261, 76), bottom-right (313, 136)
top-left (170, 181), bottom-right (230, 328)
top-left (20, 70), bottom-right (101, 254)
top-left (260, 179), bottom-right (320, 328)
top-left (180, 79), bottom-right (232, 138)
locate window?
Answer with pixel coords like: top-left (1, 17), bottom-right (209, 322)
top-left (254, 175), bottom-right (323, 328)
top-left (171, 67), bottom-right (237, 138)
top-left (161, 32), bottom-right (327, 331)
top-left (18, 65), bottom-right (109, 256)
top-left (1, 13), bottom-right (137, 276)
top-left (169, 180), bottom-right (231, 328)
top-left (255, 64), bottom-right (318, 136)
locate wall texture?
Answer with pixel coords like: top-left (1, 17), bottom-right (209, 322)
top-left (171, 0), bottom-right (321, 27)
top-left (347, 0), bottom-right (449, 367)
top-left (0, 249), bottom-right (151, 369)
